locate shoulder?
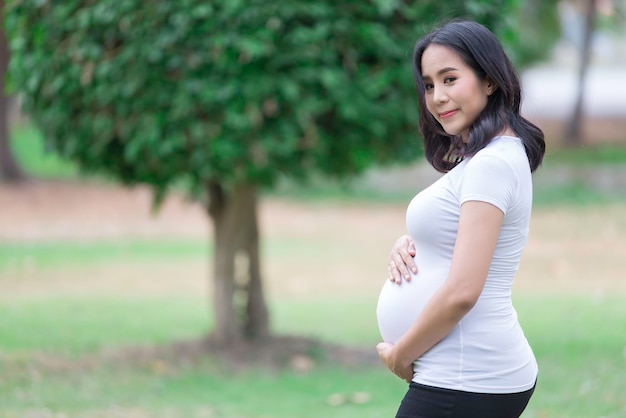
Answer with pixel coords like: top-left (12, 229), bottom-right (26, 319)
top-left (459, 137), bottom-right (528, 213)
top-left (477, 136), bottom-right (524, 157)
top-left (467, 136), bottom-right (528, 175)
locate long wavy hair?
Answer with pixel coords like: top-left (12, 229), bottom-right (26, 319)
top-left (413, 20), bottom-right (545, 173)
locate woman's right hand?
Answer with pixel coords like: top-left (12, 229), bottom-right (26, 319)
top-left (388, 235), bottom-right (417, 285)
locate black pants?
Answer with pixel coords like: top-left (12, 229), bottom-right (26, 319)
top-left (395, 381), bottom-right (536, 418)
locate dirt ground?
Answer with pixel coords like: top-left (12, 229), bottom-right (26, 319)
top-left (1, 179), bottom-right (625, 300)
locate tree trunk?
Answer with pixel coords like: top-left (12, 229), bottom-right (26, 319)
top-left (207, 181), bottom-right (270, 346)
top-left (0, 3), bottom-right (25, 182)
top-left (564, 0), bottom-right (597, 146)
top-left (0, 97), bottom-right (23, 182)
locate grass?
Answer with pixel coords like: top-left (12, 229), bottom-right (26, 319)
top-left (275, 179), bottom-right (626, 206)
top-left (264, 143), bottom-right (626, 205)
top-left (0, 239), bottom-right (209, 271)
top-left (534, 182), bottom-right (624, 205)
top-left (543, 143), bottom-right (626, 165)
top-left (0, 297), bottom-right (210, 355)
top-left (0, 291), bottom-right (624, 417)
top-left (516, 296), bottom-right (626, 418)
top-left (10, 123), bottom-right (79, 179)
top-left (1, 228), bottom-right (625, 418)
top-left (1, 229), bottom-right (625, 416)
top-left (1, 358), bottom-right (406, 418)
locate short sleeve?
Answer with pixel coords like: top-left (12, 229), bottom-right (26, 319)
top-left (460, 153), bottom-right (518, 215)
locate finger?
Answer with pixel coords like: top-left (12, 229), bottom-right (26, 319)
top-left (392, 235), bottom-right (410, 254)
top-left (400, 366), bottom-right (413, 382)
top-left (390, 268), bottom-right (403, 285)
top-left (407, 239), bottom-right (416, 256)
top-left (404, 238), bottom-right (417, 273)
top-left (401, 251), bottom-right (418, 275)
top-left (393, 235), bottom-right (407, 248)
top-left (391, 253), bottom-right (412, 282)
top-left (376, 342), bottom-right (391, 355)
top-left (388, 261), bottom-right (403, 284)
top-left (396, 369), bottom-right (412, 382)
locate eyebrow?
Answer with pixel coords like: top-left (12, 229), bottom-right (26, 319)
top-left (422, 67), bottom-right (459, 79)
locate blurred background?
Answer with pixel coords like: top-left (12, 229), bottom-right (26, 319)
top-left (1, 1), bottom-right (625, 417)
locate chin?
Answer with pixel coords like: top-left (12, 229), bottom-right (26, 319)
top-left (440, 125), bottom-right (461, 136)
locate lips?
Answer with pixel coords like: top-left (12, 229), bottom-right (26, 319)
top-left (439, 109), bottom-right (458, 119)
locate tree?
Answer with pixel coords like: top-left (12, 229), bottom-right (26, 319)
top-left (507, 0), bottom-right (561, 65)
top-left (564, 0), bottom-right (598, 145)
top-left (6, 0), bottom-right (545, 347)
top-left (0, 0), bottom-right (24, 183)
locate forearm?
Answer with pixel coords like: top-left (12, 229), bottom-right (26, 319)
top-left (380, 201), bottom-right (502, 378)
top-left (393, 283), bottom-right (475, 368)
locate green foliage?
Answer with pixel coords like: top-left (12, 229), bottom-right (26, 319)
top-left (503, 0), bottom-right (561, 66)
top-left (6, 0), bottom-right (536, 197)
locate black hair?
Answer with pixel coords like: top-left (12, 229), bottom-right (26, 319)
top-left (413, 20), bottom-right (545, 172)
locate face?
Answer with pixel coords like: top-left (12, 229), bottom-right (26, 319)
top-left (421, 44), bottom-right (492, 142)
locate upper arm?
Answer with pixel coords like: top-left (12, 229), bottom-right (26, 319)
top-left (444, 200), bottom-right (504, 308)
top-left (443, 150), bottom-right (522, 308)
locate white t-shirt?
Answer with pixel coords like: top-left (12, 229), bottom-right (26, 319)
top-left (376, 136), bottom-right (538, 394)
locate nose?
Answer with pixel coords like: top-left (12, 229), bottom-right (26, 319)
top-left (432, 85), bottom-right (448, 104)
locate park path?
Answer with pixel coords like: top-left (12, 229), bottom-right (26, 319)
top-left (522, 66), bottom-right (626, 120)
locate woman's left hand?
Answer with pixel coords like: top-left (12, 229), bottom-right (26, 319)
top-left (376, 342), bottom-right (413, 383)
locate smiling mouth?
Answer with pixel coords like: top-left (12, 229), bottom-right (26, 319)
top-left (439, 110), bottom-right (458, 119)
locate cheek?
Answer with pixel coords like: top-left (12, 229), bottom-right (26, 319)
top-left (424, 96), bottom-right (436, 116)
top-left (476, 95), bottom-right (489, 114)
top-left (471, 84), bottom-right (489, 110)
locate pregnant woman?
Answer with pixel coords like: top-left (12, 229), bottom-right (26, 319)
top-left (375, 21), bottom-right (545, 418)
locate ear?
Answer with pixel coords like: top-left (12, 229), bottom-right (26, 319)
top-left (484, 78), bottom-right (498, 96)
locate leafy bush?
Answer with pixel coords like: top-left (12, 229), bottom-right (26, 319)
top-left (5, 0), bottom-right (534, 195)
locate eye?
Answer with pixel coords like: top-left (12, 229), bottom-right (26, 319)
top-left (424, 82), bottom-right (434, 91)
top-left (443, 76), bottom-right (456, 84)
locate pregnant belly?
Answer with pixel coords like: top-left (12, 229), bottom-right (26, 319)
top-left (376, 275), bottom-right (440, 344)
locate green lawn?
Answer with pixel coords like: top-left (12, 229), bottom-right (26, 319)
top-left (0, 239), bottom-right (209, 271)
top-left (10, 123), bottom-right (79, 179)
top-left (0, 288), bottom-right (624, 417)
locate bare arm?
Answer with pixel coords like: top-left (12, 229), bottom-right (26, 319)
top-left (377, 201), bottom-right (504, 381)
